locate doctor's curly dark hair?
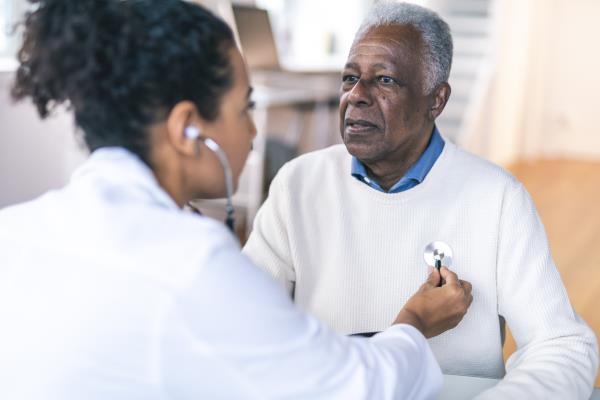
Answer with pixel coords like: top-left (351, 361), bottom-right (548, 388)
top-left (11, 0), bottom-right (235, 163)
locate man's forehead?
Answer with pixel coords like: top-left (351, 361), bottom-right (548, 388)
top-left (348, 40), bottom-right (398, 58)
top-left (363, 24), bottom-right (421, 42)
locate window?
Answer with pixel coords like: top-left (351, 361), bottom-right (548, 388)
top-left (255, 0), bottom-right (371, 69)
top-left (0, 0), bottom-right (27, 60)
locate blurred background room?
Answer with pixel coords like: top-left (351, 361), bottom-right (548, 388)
top-left (1, 0), bottom-right (599, 385)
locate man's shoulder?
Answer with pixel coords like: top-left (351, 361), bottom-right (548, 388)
top-left (445, 142), bottom-right (520, 190)
top-left (286, 144), bottom-right (349, 168)
top-left (276, 144), bottom-right (349, 183)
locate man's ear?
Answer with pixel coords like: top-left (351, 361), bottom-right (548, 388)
top-left (428, 83), bottom-right (451, 121)
top-left (165, 101), bottom-right (205, 157)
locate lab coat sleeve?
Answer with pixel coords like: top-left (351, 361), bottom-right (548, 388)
top-left (161, 233), bottom-right (442, 400)
top-left (476, 183), bottom-right (599, 399)
top-left (243, 165), bottom-right (296, 295)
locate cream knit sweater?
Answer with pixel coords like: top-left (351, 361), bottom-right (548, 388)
top-left (243, 141), bottom-right (598, 399)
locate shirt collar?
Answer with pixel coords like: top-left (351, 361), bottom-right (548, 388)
top-left (72, 147), bottom-right (180, 211)
top-left (351, 127), bottom-right (445, 193)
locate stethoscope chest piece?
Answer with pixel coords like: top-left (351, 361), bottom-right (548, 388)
top-left (424, 241), bottom-right (453, 269)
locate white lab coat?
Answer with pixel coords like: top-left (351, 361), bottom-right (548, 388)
top-left (0, 147), bottom-right (441, 399)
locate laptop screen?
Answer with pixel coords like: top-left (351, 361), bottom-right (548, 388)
top-left (232, 5), bottom-right (280, 70)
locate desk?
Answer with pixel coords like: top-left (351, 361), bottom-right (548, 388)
top-left (440, 374), bottom-right (600, 399)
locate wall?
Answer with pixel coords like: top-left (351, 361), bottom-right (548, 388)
top-left (527, 0), bottom-right (600, 160)
top-left (0, 70), bottom-right (87, 208)
top-left (466, 0), bottom-right (600, 165)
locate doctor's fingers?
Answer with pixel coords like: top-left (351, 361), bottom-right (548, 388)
top-left (440, 275), bottom-right (472, 303)
top-left (454, 280), bottom-right (473, 309)
top-left (459, 281), bottom-right (474, 308)
top-left (439, 266), bottom-right (461, 286)
top-left (423, 268), bottom-right (442, 288)
top-left (459, 279), bottom-right (473, 295)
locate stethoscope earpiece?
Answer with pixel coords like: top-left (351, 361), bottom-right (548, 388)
top-left (184, 125), bottom-right (201, 140)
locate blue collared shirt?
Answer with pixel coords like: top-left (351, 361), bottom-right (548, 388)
top-left (351, 127), bottom-right (445, 193)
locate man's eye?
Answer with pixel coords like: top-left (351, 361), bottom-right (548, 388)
top-left (378, 76), bottom-right (395, 84)
top-left (247, 100), bottom-right (256, 111)
top-left (342, 75), bottom-right (359, 83)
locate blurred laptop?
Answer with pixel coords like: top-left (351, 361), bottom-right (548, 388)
top-left (232, 4), bottom-right (340, 89)
top-left (232, 4), bottom-right (281, 71)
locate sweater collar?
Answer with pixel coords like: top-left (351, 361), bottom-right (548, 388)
top-left (351, 126), bottom-right (445, 193)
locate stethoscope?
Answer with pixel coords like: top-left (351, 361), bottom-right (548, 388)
top-left (184, 125), bottom-right (235, 232)
top-left (424, 241), bottom-right (453, 287)
top-left (424, 241), bottom-right (453, 271)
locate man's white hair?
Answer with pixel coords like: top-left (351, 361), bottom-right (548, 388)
top-left (354, 1), bottom-right (453, 94)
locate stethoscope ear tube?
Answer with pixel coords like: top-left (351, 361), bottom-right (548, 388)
top-left (188, 136), bottom-right (236, 232)
top-left (202, 136), bottom-right (235, 232)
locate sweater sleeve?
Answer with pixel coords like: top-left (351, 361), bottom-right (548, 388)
top-left (243, 165), bottom-right (296, 295)
top-left (163, 234), bottom-right (443, 400)
top-left (476, 183), bottom-right (599, 399)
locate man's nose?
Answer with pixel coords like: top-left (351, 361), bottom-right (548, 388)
top-left (347, 79), bottom-right (373, 107)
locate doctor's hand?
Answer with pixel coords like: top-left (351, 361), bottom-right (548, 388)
top-left (393, 267), bottom-right (473, 338)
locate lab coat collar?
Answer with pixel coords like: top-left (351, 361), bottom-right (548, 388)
top-left (72, 147), bottom-right (181, 211)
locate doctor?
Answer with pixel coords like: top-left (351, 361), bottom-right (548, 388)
top-left (0, 1), bottom-right (472, 399)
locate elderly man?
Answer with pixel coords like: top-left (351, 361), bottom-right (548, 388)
top-left (244, 2), bottom-right (598, 399)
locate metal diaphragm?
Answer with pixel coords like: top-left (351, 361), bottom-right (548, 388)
top-left (424, 241), bottom-right (453, 268)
